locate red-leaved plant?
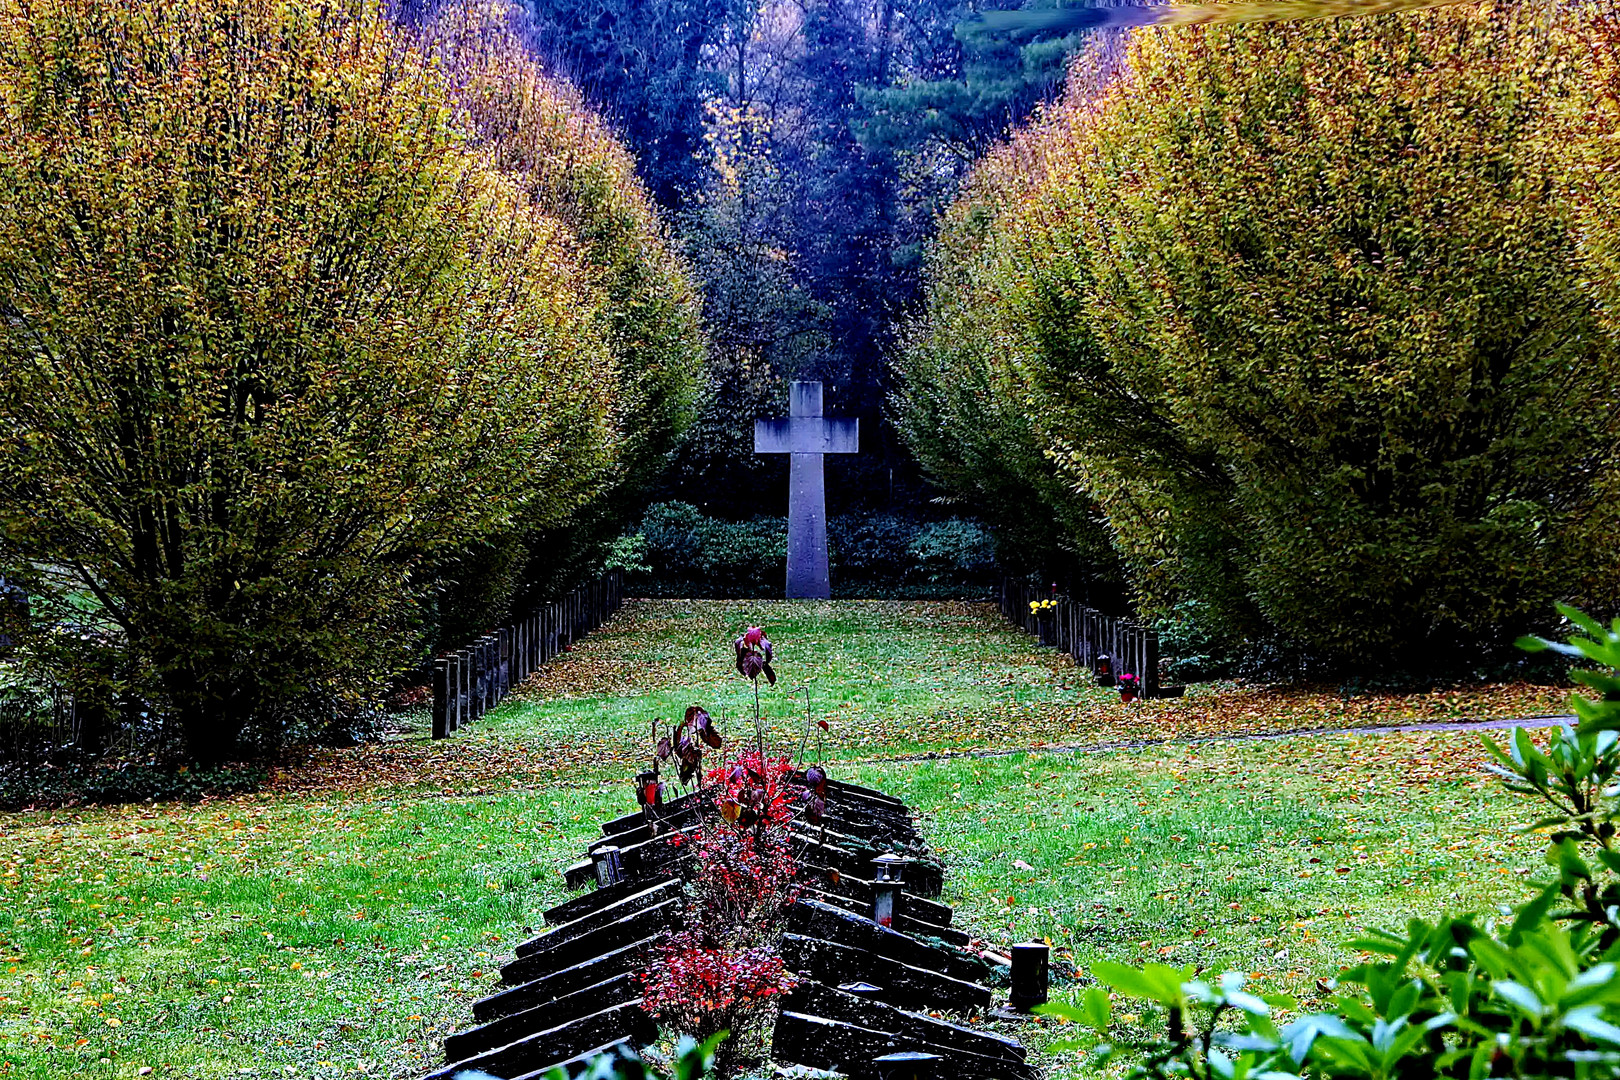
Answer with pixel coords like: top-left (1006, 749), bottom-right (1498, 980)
top-left (643, 752), bottom-right (801, 1075)
top-left (642, 629), bottom-right (805, 1077)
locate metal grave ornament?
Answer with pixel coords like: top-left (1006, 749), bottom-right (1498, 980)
top-left (754, 381), bottom-right (859, 599)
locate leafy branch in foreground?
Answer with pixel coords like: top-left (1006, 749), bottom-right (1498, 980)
top-left (1492, 607), bottom-right (1620, 944)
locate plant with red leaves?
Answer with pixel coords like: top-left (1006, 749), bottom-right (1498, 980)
top-left (643, 749), bottom-right (800, 1074)
top-left (733, 625), bottom-right (776, 759)
top-left (732, 627), bottom-right (775, 686)
top-left (642, 937), bottom-right (790, 1076)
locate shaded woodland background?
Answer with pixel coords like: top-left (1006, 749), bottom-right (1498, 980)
top-left (512, 0), bottom-right (1085, 524)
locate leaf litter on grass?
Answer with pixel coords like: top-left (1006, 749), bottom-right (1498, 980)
top-left (0, 600), bottom-right (1571, 1079)
top-left (850, 730), bottom-right (1544, 1080)
top-left (260, 599), bottom-right (1568, 801)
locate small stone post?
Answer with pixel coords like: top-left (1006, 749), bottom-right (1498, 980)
top-left (432, 658), bottom-right (449, 740)
top-left (453, 650), bottom-right (469, 731)
top-left (482, 636), bottom-right (497, 710)
top-left (498, 627), bottom-right (510, 698)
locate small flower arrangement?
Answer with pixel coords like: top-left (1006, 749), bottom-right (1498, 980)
top-left (1029, 598), bottom-right (1057, 617)
top-left (1118, 672), bottom-right (1141, 702)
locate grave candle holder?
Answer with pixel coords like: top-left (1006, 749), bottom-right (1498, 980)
top-left (634, 770), bottom-right (661, 809)
top-left (1008, 941), bottom-right (1050, 1011)
top-left (871, 853), bottom-right (906, 928)
top-left (1094, 653), bottom-right (1116, 688)
top-left (590, 845), bottom-right (623, 888)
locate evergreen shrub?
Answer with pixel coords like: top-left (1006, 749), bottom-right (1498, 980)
top-left (622, 503), bottom-right (998, 598)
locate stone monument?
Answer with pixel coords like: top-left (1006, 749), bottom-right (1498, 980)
top-left (754, 381), bottom-right (858, 599)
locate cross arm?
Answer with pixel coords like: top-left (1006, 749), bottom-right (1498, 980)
top-left (754, 418), bottom-right (859, 455)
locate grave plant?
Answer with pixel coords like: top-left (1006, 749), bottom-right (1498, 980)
top-left (639, 626), bottom-right (822, 1077)
top-left (1050, 606), bottom-right (1620, 1078)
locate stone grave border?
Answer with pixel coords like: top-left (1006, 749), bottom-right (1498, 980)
top-left (429, 774), bottom-right (1048, 1080)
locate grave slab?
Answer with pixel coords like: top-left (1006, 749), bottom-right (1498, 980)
top-left (427, 1001), bottom-right (654, 1080)
top-left (517, 880), bottom-right (681, 958)
top-left (446, 974), bottom-right (640, 1063)
top-left (471, 936), bottom-right (664, 1024)
top-left (781, 934), bottom-right (992, 1014)
top-left (501, 898), bottom-right (680, 986)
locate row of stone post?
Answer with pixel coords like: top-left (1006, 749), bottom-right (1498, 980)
top-left (1000, 578), bottom-right (1159, 696)
top-left (431, 571), bottom-right (623, 739)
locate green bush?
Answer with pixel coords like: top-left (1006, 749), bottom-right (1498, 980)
top-left (0, 0), bottom-right (630, 761)
top-left (1049, 608), bottom-right (1620, 1078)
top-left (623, 503), bottom-right (998, 598)
top-left (1084, 11), bottom-right (1617, 662)
top-left (831, 515), bottom-right (921, 582)
top-left (413, 0), bottom-right (705, 637)
top-left (632, 503), bottom-right (786, 599)
top-left (892, 151), bottom-right (1122, 589)
top-left (0, 761), bottom-right (268, 813)
top-left (910, 520), bottom-right (998, 584)
top-left (900, 9), bottom-right (1620, 667)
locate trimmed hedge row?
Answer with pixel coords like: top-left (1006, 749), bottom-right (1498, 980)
top-left (611, 503), bottom-right (998, 599)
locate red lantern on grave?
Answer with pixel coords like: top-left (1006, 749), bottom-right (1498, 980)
top-left (1094, 653), bottom-right (1115, 688)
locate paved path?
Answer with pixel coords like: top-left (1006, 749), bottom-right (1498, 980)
top-left (883, 713), bottom-right (1577, 763)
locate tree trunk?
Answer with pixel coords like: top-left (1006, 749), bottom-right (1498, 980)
top-left (166, 666), bottom-right (252, 765)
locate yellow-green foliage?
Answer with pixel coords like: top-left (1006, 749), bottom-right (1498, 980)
top-left (903, 7), bottom-right (1620, 660)
top-left (412, 2), bottom-right (705, 613)
top-left (423, 1), bottom-right (703, 493)
top-left (1560, 8), bottom-right (1620, 335)
top-left (892, 122), bottom-right (1118, 580)
top-left (0, 0), bottom-right (620, 758)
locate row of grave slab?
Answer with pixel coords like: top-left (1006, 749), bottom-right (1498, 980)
top-left (429, 775), bottom-right (1049, 1080)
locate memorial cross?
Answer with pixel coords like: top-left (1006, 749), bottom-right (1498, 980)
top-left (754, 381), bottom-right (859, 599)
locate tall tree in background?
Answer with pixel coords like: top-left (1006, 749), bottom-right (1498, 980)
top-left (515, 0), bottom-right (732, 208)
top-left (522, 0), bottom-right (1098, 518)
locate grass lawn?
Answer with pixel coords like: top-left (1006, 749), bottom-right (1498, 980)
top-left (0, 600), bottom-right (1567, 1079)
top-left (849, 735), bottom-right (1536, 1076)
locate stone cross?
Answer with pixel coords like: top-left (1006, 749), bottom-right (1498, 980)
top-left (754, 381), bottom-right (859, 599)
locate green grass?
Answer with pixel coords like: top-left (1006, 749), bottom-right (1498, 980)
top-left (487, 599), bottom-right (1102, 763)
top-left (845, 739), bottom-right (1537, 1076)
top-left (0, 600), bottom-right (1559, 1079)
top-left (0, 790), bottom-right (631, 1078)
